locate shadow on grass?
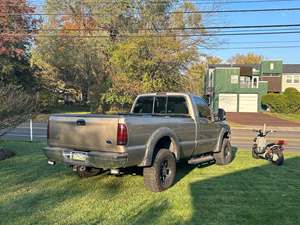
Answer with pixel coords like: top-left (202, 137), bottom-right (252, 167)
top-left (179, 156), bottom-right (300, 225)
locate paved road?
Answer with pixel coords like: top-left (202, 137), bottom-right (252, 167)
top-left (1, 122), bottom-right (47, 141)
top-left (227, 112), bottom-right (300, 127)
top-left (1, 122), bottom-right (299, 151)
top-left (231, 128), bottom-right (300, 151)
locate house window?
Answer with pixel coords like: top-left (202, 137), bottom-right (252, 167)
top-left (231, 75), bottom-right (239, 84)
top-left (286, 76), bottom-right (293, 83)
top-left (294, 75), bottom-right (299, 83)
top-left (270, 63), bottom-right (274, 70)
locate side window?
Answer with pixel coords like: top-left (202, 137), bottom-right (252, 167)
top-left (167, 96), bottom-right (189, 114)
top-left (154, 97), bottom-right (167, 114)
top-left (294, 75), bottom-right (299, 83)
top-left (286, 76), bottom-right (293, 83)
top-left (133, 97), bottom-right (154, 113)
top-left (193, 97), bottom-right (212, 120)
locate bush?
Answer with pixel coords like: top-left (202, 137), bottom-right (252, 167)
top-left (262, 88), bottom-right (300, 113)
top-left (283, 88), bottom-right (300, 113)
top-left (262, 93), bottom-right (289, 113)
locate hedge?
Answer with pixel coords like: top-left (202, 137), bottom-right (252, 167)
top-left (262, 87), bottom-right (300, 113)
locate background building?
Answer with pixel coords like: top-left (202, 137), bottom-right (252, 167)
top-left (205, 60), bottom-right (300, 113)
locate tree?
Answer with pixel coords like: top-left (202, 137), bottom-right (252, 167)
top-left (0, 84), bottom-right (35, 137)
top-left (32, 0), bottom-right (210, 112)
top-left (228, 53), bottom-right (264, 65)
top-left (0, 0), bottom-right (39, 88)
top-left (207, 55), bottom-right (222, 64)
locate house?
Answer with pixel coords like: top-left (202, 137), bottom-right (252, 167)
top-left (282, 64), bottom-right (300, 92)
top-left (205, 60), bottom-right (300, 113)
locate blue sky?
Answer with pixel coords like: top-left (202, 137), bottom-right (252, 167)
top-left (197, 1), bottom-right (300, 63)
top-left (29, 0), bottom-right (300, 63)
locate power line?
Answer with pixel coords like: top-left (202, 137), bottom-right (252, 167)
top-left (226, 40), bottom-right (300, 44)
top-left (200, 45), bottom-right (300, 49)
top-left (2, 7), bottom-right (300, 16)
top-left (3, 23), bottom-right (300, 32)
top-left (2, 30), bottom-right (300, 37)
top-left (17, 0), bottom-right (300, 6)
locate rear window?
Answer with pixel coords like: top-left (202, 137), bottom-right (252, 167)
top-left (133, 96), bottom-right (154, 113)
top-left (154, 97), bottom-right (167, 114)
top-left (133, 95), bottom-right (189, 115)
top-left (167, 96), bottom-right (189, 114)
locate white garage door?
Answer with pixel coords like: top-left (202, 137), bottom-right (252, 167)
top-left (219, 94), bottom-right (238, 112)
top-left (239, 94), bottom-right (258, 112)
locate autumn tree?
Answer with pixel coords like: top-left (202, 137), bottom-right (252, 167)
top-left (0, 0), bottom-right (39, 87)
top-left (0, 0), bottom-right (37, 133)
top-left (32, 0), bottom-right (210, 112)
top-left (228, 53), bottom-right (264, 65)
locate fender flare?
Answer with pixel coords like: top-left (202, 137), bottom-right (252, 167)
top-left (139, 127), bottom-right (181, 167)
top-left (214, 127), bottom-right (231, 153)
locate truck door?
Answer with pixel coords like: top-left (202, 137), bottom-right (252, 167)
top-left (193, 97), bottom-right (219, 154)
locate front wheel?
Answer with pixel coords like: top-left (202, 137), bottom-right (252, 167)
top-left (271, 147), bottom-right (284, 166)
top-left (252, 147), bottom-right (260, 159)
top-left (143, 149), bottom-right (176, 192)
top-left (214, 138), bottom-right (233, 165)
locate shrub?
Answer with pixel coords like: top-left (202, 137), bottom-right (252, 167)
top-left (283, 88), bottom-right (300, 113)
top-left (261, 93), bottom-right (289, 113)
top-left (262, 88), bottom-right (300, 113)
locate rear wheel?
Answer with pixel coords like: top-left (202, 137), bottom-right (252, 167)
top-left (143, 149), bottom-right (176, 192)
top-left (271, 147), bottom-right (284, 166)
top-left (214, 138), bottom-right (233, 165)
top-left (75, 166), bottom-right (102, 178)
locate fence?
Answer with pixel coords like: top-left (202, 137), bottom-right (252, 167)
top-left (0, 119), bottom-right (47, 142)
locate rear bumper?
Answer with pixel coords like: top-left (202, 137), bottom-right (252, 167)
top-left (43, 146), bottom-right (128, 169)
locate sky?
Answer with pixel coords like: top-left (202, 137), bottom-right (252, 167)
top-left (29, 0), bottom-right (300, 63)
top-left (196, 0), bottom-right (300, 63)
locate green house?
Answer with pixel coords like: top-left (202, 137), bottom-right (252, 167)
top-left (205, 64), bottom-right (268, 112)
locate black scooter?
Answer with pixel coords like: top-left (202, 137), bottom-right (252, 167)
top-left (252, 125), bottom-right (285, 166)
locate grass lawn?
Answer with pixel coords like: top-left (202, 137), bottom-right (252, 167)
top-left (267, 113), bottom-right (300, 123)
top-left (33, 105), bottom-right (91, 122)
top-left (0, 141), bottom-right (299, 225)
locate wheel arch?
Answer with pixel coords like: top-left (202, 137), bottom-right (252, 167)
top-left (214, 128), bottom-right (231, 153)
top-left (139, 127), bottom-right (181, 167)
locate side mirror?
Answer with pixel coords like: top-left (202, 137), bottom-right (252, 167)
top-left (217, 108), bottom-right (226, 121)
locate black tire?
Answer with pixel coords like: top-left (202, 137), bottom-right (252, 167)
top-left (76, 166), bottom-right (102, 178)
top-left (271, 147), bottom-right (284, 166)
top-left (214, 138), bottom-right (233, 165)
top-left (143, 149), bottom-right (176, 192)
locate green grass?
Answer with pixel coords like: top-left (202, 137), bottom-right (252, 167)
top-left (267, 113), bottom-right (300, 123)
top-left (33, 105), bottom-right (91, 122)
top-left (0, 141), bottom-right (299, 225)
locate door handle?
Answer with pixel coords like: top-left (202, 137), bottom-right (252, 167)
top-left (76, 119), bottom-right (86, 126)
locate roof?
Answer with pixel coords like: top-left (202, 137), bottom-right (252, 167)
top-left (208, 64), bottom-right (260, 70)
top-left (209, 64), bottom-right (300, 73)
top-left (283, 64), bottom-right (300, 73)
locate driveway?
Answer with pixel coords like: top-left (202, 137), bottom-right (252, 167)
top-left (227, 112), bottom-right (300, 127)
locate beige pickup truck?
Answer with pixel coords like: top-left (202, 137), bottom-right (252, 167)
top-left (43, 93), bottom-right (233, 192)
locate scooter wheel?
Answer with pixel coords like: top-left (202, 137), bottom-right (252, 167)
top-left (271, 147), bottom-right (284, 166)
top-left (252, 148), bottom-right (260, 159)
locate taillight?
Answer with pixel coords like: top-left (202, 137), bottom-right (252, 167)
top-left (277, 140), bottom-right (286, 146)
top-left (117, 124), bottom-right (128, 145)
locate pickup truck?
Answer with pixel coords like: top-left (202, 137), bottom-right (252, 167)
top-left (43, 93), bottom-right (233, 192)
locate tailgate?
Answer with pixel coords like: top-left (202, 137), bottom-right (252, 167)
top-left (48, 115), bottom-right (120, 152)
